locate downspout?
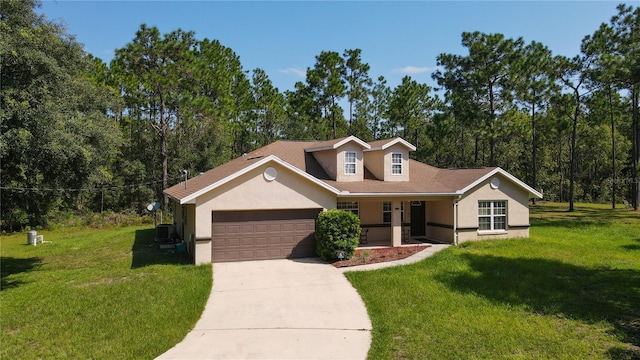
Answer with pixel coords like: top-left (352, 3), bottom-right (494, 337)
top-left (453, 196), bottom-right (461, 246)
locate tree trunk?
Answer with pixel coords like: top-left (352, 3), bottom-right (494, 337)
top-left (159, 95), bottom-right (169, 211)
top-left (569, 99), bottom-right (579, 212)
top-left (474, 136), bottom-right (479, 166)
top-left (633, 88), bottom-right (639, 210)
top-left (558, 131), bottom-right (563, 202)
top-left (489, 83), bottom-right (496, 167)
top-left (609, 88), bottom-right (616, 209)
top-left (532, 101), bottom-right (538, 205)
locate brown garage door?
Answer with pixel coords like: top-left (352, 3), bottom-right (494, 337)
top-left (211, 209), bottom-right (322, 262)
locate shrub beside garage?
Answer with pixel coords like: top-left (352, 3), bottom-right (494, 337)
top-left (315, 209), bottom-right (361, 261)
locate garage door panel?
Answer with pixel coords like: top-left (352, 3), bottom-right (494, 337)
top-left (241, 237), bottom-right (255, 246)
top-left (268, 236), bottom-right (282, 245)
top-left (212, 209), bottom-right (321, 262)
top-left (254, 237), bottom-right (268, 246)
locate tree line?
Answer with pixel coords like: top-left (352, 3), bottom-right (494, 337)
top-left (1, 1), bottom-right (639, 231)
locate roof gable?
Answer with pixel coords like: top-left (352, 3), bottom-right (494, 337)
top-left (458, 167), bottom-right (543, 198)
top-left (304, 135), bottom-right (371, 152)
top-left (365, 137), bottom-right (416, 152)
top-left (167, 155), bottom-right (341, 204)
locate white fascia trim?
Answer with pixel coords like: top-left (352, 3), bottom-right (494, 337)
top-left (304, 135), bottom-right (371, 152)
top-left (365, 138), bottom-right (417, 152)
top-left (178, 155), bottom-right (341, 204)
top-left (337, 191), bottom-right (461, 198)
top-left (459, 168), bottom-right (543, 199)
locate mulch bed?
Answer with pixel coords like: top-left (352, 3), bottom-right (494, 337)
top-left (331, 244), bottom-right (431, 268)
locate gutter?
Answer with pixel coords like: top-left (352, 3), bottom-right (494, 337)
top-left (338, 191), bottom-right (463, 198)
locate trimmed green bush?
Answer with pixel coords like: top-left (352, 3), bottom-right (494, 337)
top-left (315, 209), bottom-right (361, 261)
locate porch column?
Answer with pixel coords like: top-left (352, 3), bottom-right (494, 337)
top-left (391, 200), bottom-right (402, 247)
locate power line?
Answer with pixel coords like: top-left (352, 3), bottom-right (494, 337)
top-left (0, 175), bottom-right (185, 193)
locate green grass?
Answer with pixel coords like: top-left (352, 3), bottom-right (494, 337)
top-left (346, 202), bottom-right (640, 359)
top-left (1, 225), bottom-right (212, 359)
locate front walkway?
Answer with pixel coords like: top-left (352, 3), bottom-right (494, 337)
top-left (156, 258), bottom-right (372, 359)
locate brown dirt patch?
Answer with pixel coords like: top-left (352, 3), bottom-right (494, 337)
top-left (331, 244), bottom-right (431, 268)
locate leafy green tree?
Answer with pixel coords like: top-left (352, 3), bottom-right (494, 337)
top-left (368, 76), bottom-right (391, 140)
top-left (251, 68), bottom-right (286, 147)
top-left (554, 53), bottom-right (595, 212)
top-left (434, 32), bottom-right (524, 166)
top-left (112, 25), bottom-right (197, 208)
top-left (1, 0), bottom-right (122, 229)
top-left (307, 51), bottom-right (347, 139)
top-left (587, 4), bottom-right (640, 209)
top-left (343, 49), bottom-right (373, 138)
top-left (388, 76), bottom-right (438, 151)
top-left (514, 41), bottom-right (557, 200)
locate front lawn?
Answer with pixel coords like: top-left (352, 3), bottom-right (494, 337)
top-left (1, 225), bottom-right (212, 359)
top-left (346, 202), bottom-right (640, 359)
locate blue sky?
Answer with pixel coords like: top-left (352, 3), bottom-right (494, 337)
top-left (39, 1), bottom-right (626, 92)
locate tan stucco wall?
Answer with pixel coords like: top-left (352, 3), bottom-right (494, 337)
top-left (363, 145), bottom-right (410, 182)
top-left (427, 225), bottom-right (454, 243)
top-left (382, 144), bottom-right (410, 182)
top-left (458, 174), bottom-right (530, 228)
top-left (194, 161), bottom-right (336, 242)
top-left (172, 202), bottom-right (183, 236)
top-left (313, 149), bottom-right (337, 180)
top-left (194, 240), bottom-right (210, 265)
top-left (356, 200), bottom-right (409, 243)
top-left (456, 173), bottom-right (531, 243)
top-left (426, 198), bottom-right (454, 226)
top-left (457, 228), bottom-right (529, 243)
top-left (335, 143), bottom-right (364, 182)
top-left (363, 150), bottom-right (384, 180)
top-left (169, 202), bottom-right (200, 262)
top-left (425, 198), bottom-right (454, 243)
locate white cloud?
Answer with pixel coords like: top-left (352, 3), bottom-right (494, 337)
top-left (279, 67), bottom-right (306, 77)
top-left (395, 66), bottom-right (441, 75)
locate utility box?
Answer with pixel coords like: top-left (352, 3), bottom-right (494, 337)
top-left (27, 231), bottom-right (37, 245)
top-left (156, 224), bottom-right (174, 241)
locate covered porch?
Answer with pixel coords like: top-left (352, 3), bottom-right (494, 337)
top-left (337, 196), bottom-right (459, 248)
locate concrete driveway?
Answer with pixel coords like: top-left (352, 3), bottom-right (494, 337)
top-left (157, 258), bottom-right (372, 359)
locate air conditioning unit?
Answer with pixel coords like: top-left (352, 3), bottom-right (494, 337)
top-left (156, 224), bottom-right (174, 242)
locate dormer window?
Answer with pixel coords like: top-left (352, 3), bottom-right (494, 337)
top-left (391, 153), bottom-right (402, 175)
top-left (344, 151), bottom-right (356, 175)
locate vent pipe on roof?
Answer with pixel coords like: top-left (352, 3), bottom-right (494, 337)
top-left (182, 170), bottom-right (188, 189)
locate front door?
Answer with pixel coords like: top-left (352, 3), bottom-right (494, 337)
top-left (410, 201), bottom-right (426, 236)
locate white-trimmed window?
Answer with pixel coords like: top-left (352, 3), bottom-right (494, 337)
top-left (344, 151), bottom-right (357, 175)
top-left (391, 153), bottom-right (402, 175)
top-left (337, 201), bottom-right (359, 216)
top-left (478, 201), bottom-right (507, 231)
top-left (382, 201), bottom-right (404, 223)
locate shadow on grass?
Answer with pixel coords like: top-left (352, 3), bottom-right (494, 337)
top-left (621, 239), bottom-right (640, 251)
top-left (434, 254), bottom-right (640, 358)
top-left (530, 205), bottom-right (639, 229)
top-left (530, 217), bottom-right (612, 228)
top-left (0, 257), bottom-right (42, 290)
top-left (131, 228), bottom-right (192, 269)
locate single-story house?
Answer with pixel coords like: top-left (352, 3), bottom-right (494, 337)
top-left (164, 136), bottom-right (542, 264)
